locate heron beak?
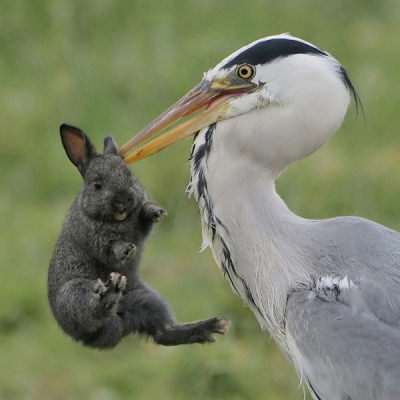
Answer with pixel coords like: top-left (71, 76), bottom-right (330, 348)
top-left (120, 79), bottom-right (257, 164)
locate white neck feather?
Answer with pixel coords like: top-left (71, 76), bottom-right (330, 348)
top-left (189, 140), bottom-right (316, 347)
top-left (189, 53), bottom-right (351, 349)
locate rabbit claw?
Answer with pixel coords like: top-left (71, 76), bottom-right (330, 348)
top-left (92, 278), bottom-right (107, 300)
top-left (91, 273), bottom-right (127, 316)
top-left (108, 272), bottom-right (127, 291)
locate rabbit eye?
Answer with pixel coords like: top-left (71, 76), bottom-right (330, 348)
top-left (93, 179), bottom-right (102, 190)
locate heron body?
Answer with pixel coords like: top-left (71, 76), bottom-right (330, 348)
top-left (121, 35), bottom-right (400, 399)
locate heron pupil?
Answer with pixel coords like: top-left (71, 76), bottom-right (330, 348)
top-left (238, 65), bottom-right (254, 79)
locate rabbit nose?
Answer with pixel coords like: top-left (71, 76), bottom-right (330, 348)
top-left (115, 202), bottom-right (125, 212)
top-left (114, 192), bottom-right (133, 209)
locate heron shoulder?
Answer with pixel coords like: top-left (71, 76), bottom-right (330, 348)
top-left (286, 287), bottom-right (400, 400)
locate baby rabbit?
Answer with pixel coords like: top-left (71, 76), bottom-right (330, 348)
top-left (48, 124), bottom-right (230, 349)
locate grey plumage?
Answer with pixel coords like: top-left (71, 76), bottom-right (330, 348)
top-left (286, 217), bottom-right (400, 400)
top-left (48, 124), bottom-right (230, 349)
top-left (118, 34), bottom-right (400, 399)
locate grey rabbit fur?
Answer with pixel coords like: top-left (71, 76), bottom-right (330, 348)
top-left (48, 124), bottom-right (230, 349)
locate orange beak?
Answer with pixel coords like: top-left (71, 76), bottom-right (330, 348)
top-left (119, 79), bottom-right (257, 164)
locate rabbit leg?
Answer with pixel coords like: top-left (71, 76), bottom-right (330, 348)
top-left (141, 203), bottom-right (167, 222)
top-left (154, 317), bottom-right (231, 345)
top-left (55, 273), bottom-right (127, 349)
top-left (90, 272), bottom-right (126, 318)
top-left (118, 280), bottom-right (230, 346)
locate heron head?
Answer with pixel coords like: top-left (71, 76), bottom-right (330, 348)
top-left (120, 34), bottom-right (359, 166)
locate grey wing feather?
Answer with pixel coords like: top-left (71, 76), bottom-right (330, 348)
top-left (286, 217), bottom-right (400, 400)
top-left (315, 217), bottom-right (400, 326)
top-left (287, 289), bottom-right (400, 400)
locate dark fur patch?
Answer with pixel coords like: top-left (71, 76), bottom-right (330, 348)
top-left (49, 126), bottom-right (230, 349)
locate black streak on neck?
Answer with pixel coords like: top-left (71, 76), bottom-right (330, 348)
top-left (190, 123), bottom-right (216, 173)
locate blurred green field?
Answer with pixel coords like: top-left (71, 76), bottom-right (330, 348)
top-left (1, 0), bottom-right (400, 399)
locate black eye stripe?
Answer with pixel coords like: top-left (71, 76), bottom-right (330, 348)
top-left (224, 38), bottom-right (326, 69)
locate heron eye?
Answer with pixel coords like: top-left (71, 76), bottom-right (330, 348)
top-left (237, 64), bottom-right (255, 80)
top-left (93, 179), bottom-right (102, 190)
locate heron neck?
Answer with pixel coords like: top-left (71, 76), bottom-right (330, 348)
top-left (205, 150), bottom-right (309, 249)
top-left (191, 127), bottom-right (318, 339)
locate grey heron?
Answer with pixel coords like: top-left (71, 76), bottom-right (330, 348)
top-left (120, 34), bottom-right (400, 399)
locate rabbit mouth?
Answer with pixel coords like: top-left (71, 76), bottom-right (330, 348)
top-left (115, 211), bottom-right (127, 221)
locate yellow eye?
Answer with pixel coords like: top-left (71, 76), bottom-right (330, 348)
top-left (237, 64), bottom-right (255, 80)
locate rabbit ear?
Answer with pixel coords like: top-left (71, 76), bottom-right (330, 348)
top-left (103, 135), bottom-right (119, 156)
top-left (60, 124), bottom-right (97, 174)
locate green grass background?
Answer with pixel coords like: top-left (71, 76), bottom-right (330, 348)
top-left (1, 0), bottom-right (400, 399)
